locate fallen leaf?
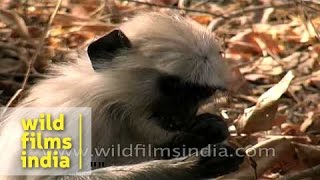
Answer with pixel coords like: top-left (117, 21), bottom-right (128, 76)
top-left (190, 15), bottom-right (212, 25)
top-left (218, 137), bottom-right (298, 180)
top-left (300, 112), bottom-right (320, 134)
top-left (293, 142), bottom-right (320, 168)
top-left (236, 71), bottom-right (295, 134)
top-left (226, 28), bottom-right (284, 61)
top-left (257, 71), bottom-right (294, 107)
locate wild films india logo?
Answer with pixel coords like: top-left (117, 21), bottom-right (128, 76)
top-left (0, 108), bottom-right (92, 176)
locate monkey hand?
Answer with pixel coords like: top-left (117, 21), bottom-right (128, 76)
top-left (186, 113), bottom-right (230, 145)
top-left (161, 113), bottom-right (230, 159)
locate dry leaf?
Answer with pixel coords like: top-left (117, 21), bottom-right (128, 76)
top-left (244, 73), bottom-right (269, 81)
top-left (281, 123), bottom-right (303, 136)
top-left (190, 15), bottom-right (212, 25)
top-left (226, 28), bottom-right (284, 61)
top-left (218, 137), bottom-right (297, 180)
top-left (237, 103), bottom-right (279, 134)
top-left (300, 112), bottom-right (320, 134)
top-left (300, 112), bottom-right (315, 133)
top-left (256, 57), bottom-right (284, 76)
top-left (257, 71), bottom-right (294, 107)
top-left (236, 71), bottom-right (295, 134)
top-left (293, 142), bottom-right (320, 168)
top-left (253, 32), bottom-right (283, 57)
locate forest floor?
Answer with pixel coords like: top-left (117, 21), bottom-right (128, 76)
top-left (0, 0), bottom-right (320, 179)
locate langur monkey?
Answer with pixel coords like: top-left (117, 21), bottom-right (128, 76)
top-left (0, 12), bottom-right (243, 180)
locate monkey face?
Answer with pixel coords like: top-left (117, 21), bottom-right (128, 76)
top-left (85, 13), bottom-right (236, 135)
top-left (87, 12), bottom-right (235, 93)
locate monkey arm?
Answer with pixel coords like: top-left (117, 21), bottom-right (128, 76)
top-left (89, 157), bottom-right (197, 180)
top-left (55, 144), bottom-right (243, 180)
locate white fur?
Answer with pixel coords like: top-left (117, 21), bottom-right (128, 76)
top-left (0, 12), bottom-right (232, 180)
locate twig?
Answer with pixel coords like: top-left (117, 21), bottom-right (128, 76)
top-left (192, 0), bottom-right (210, 8)
top-left (208, 2), bottom-right (298, 31)
top-left (90, 0), bottom-right (106, 18)
top-left (2, 89), bottom-right (22, 109)
top-left (123, 0), bottom-right (224, 17)
top-left (3, 0), bottom-right (62, 109)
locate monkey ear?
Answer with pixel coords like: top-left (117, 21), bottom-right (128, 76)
top-left (87, 29), bottom-right (132, 70)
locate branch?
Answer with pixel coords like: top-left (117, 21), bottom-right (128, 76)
top-left (208, 2), bottom-right (296, 31)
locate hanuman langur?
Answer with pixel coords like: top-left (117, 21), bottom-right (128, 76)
top-left (0, 12), bottom-right (244, 180)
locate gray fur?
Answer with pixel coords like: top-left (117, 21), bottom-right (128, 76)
top-left (0, 12), bottom-right (234, 180)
